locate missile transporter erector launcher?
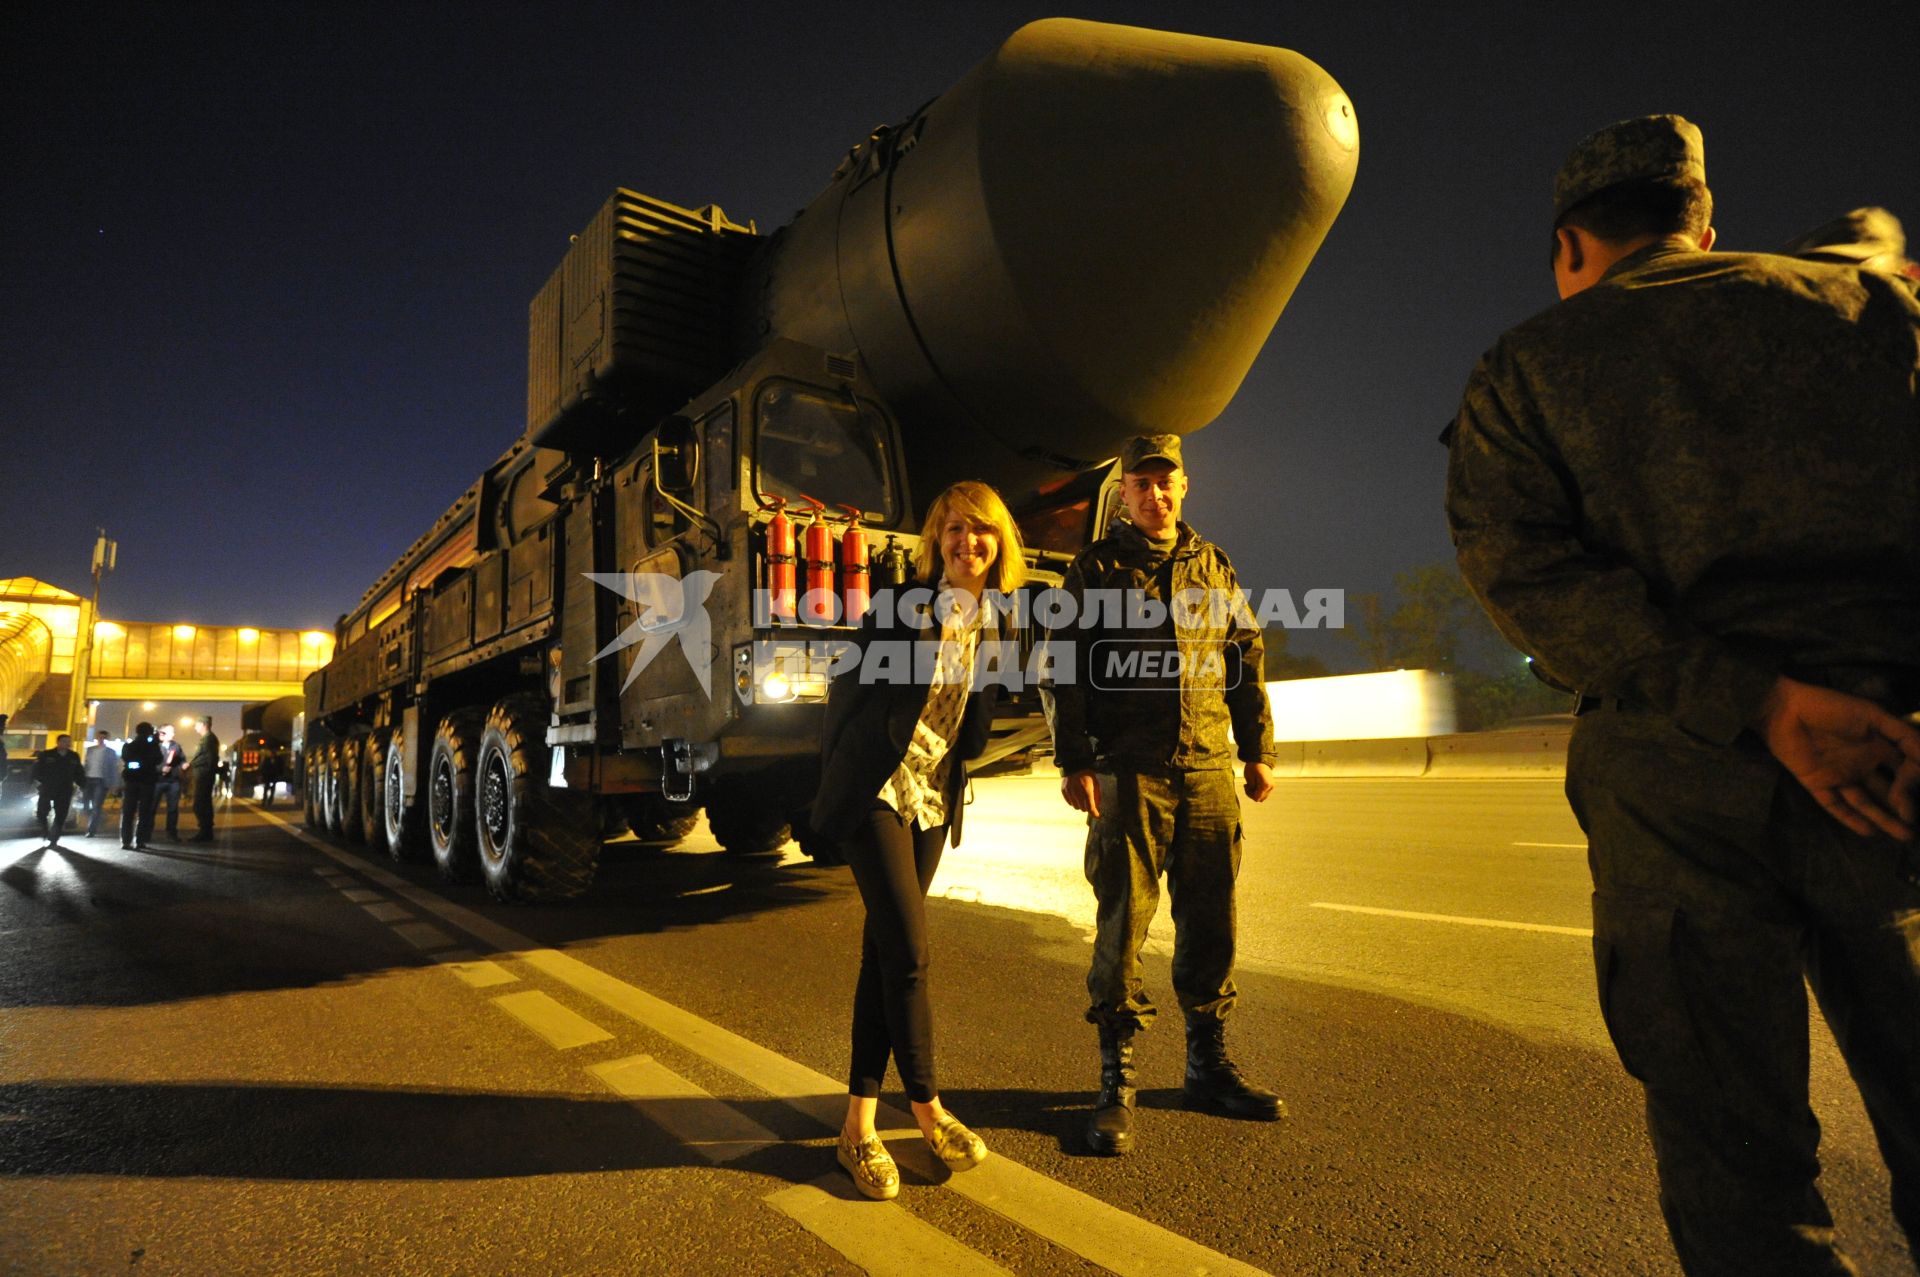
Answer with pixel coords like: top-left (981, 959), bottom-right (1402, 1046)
top-left (301, 18), bottom-right (1358, 900)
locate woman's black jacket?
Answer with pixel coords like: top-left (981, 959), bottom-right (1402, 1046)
top-left (811, 583), bottom-right (1005, 847)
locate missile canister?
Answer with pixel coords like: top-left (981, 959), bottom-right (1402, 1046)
top-left (746, 17), bottom-right (1359, 498)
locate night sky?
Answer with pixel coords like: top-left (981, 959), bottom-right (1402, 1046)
top-left (5, 1), bottom-right (1915, 667)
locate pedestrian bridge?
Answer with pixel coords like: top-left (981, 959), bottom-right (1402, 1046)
top-left (0, 577), bottom-right (335, 751)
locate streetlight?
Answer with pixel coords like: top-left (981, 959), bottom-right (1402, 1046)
top-left (122, 701), bottom-right (160, 738)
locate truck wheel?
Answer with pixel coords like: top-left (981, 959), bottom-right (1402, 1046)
top-left (474, 696), bottom-right (600, 902)
top-left (338, 735), bottom-right (367, 844)
top-left (303, 749), bottom-right (321, 827)
top-left (428, 709), bottom-right (486, 883)
top-left (323, 741), bottom-right (344, 835)
top-left (618, 793), bottom-right (701, 845)
top-left (706, 801), bottom-right (791, 855)
top-left (359, 729), bottom-right (392, 859)
top-left (381, 723), bottom-right (427, 861)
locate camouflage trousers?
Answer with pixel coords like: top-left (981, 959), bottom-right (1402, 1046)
top-left (1567, 708), bottom-right (1920, 1277)
top-left (1083, 767), bottom-right (1242, 1031)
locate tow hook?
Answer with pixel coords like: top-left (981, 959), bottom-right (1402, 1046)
top-left (661, 738), bottom-right (715, 804)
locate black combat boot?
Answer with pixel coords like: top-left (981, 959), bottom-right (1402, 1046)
top-left (1182, 1017), bottom-right (1287, 1121)
top-left (1086, 1025), bottom-right (1137, 1155)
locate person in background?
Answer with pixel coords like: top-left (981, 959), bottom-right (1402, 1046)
top-left (155, 724), bottom-right (188, 841)
top-left (189, 717), bottom-right (220, 842)
top-left (259, 750), bottom-right (282, 808)
top-left (31, 734), bottom-right (86, 846)
top-left (119, 722), bottom-right (162, 850)
top-left (81, 729), bottom-right (117, 837)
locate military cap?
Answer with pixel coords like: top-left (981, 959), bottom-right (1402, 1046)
top-left (1119, 433), bottom-right (1183, 472)
top-left (1553, 114), bottom-right (1706, 221)
top-left (1780, 206), bottom-right (1907, 264)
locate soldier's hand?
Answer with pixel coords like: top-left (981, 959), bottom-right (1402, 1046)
top-left (1243, 761), bottom-right (1275, 803)
top-left (1754, 677), bottom-right (1920, 840)
top-left (1061, 770), bottom-right (1101, 819)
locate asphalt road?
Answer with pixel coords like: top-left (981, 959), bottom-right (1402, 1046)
top-left (0, 778), bottom-right (1910, 1275)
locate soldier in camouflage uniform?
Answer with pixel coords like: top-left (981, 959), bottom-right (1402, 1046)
top-left (1446, 114), bottom-right (1920, 1275)
top-left (1045, 434), bottom-right (1285, 1156)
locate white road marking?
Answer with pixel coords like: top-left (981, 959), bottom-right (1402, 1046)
top-left (589, 1054), bottom-right (777, 1163)
top-left (339, 888), bottom-right (382, 903)
top-left (492, 990), bottom-right (614, 1049)
top-left (1310, 901), bottom-right (1592, 937)
top-left (360, 901), bottom-right (411, 923)
top-left (765, 1176), bottom-right (1014, 1276)
top-left (429, 949), bottom-right (518, 988)
top-left (1513, 841), bottom-right (1586, 849)
top-left (390, 921), bottom-right (455, 951)
top-left (255, 807), bottom-right (1277, 1277)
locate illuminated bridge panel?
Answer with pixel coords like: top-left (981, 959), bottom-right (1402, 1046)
top-left (89, 623), bottom-right (335, 684)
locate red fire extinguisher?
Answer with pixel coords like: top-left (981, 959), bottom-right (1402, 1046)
top-left (801, 496), bottom-right (836, 626)
top-left (763, 496), bottom-right (795, 623)
top-left (839, 505), bottom-right (869, 623)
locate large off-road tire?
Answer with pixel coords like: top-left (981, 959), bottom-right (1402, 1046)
top-left (427, 708), bottom-right (486, 883)
top-left (473, 695), bottom-right (600, 902)
top-left (359, 729), bottom-right (392, 859)
top-left (302, 749), bottom-right (320, 827)
top-left (617, 793), bottom-right (702, 845)
top-left (322, 741), bottom-right (344, 835)
top-left (705, 796), bottom-right (792, 856)
top-left (337, 735), bottom-right (366, 844)
top-left (380, 722), bottom-right (427, 861)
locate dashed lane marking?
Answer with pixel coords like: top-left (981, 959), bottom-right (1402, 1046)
top-left (589, 1054), bottom-right (778, 1164)
top-left (765, 1176), bottom-right (1014, 1277)
top-left (255, 805), bottom-right (1276, 1277)
top-left (339, 888), bottom-right (382, 903)
top-left (429, 949), bottom-right (518, 988)
top-left (1310, 901), bottom-right (1593, 937)
top-left (359, 901), bottom-right (411, 923)
top-left (492, 989), bottom-right (614, 1050)
top-left (390, 921), bottom-right (456, 951)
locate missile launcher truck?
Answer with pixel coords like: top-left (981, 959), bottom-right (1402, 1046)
top-left (300, 17), bottom-right (1358, 900)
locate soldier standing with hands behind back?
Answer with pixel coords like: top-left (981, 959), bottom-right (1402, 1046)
top-left (1045, 434), bottom-right (1285, 1158)
top-left (1446, 115), bottom-right (1920, 1274)
top-left (189, 716), bottom-right (219, 842)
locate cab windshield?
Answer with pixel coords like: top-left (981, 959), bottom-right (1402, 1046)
top-left (752, 383), bottom-right (896, 521)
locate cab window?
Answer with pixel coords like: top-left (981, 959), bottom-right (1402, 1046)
top-left (752, 383), bottom-right (896, 521)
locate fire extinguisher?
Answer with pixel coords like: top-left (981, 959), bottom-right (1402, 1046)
top-left (838, 505), bottom-right (869, 623)
top-left (763, 496), bottom-right (795, 623)
top-left (801, 496), bottom-right (836, 626)
top-left (874, 534), bottom-right (909, 590)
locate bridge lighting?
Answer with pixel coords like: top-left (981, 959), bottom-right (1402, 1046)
top-left (94, 621), bottom-right (123, 638)
top-left (141, 701), bottom-right (156, 711)
top-left (178, 716), bottom-right (195, 729)
top-left (238, 628), bottom-right (259, 643)
top-left (174, 625), bottom-right (196, 640)
top-left (302, 631), bottom-right (327, 646)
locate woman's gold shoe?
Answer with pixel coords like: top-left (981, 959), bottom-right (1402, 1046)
top-left (925, 1114), bottom-right (989, 1171)
top-left (836, 1132), bottom-right (900, 1200)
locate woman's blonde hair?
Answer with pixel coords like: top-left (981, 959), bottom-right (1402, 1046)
top-left (911, 480), bottom-right (1028, 593)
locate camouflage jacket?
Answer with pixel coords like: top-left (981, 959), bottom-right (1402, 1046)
top-left (1446, 239), bottom-right (1920, 744)
top-left (1043, 518), bottom-right (1276, 774)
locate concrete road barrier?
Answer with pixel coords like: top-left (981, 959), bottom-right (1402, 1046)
top-left (1263, 730), bottom-right (1570, 779)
